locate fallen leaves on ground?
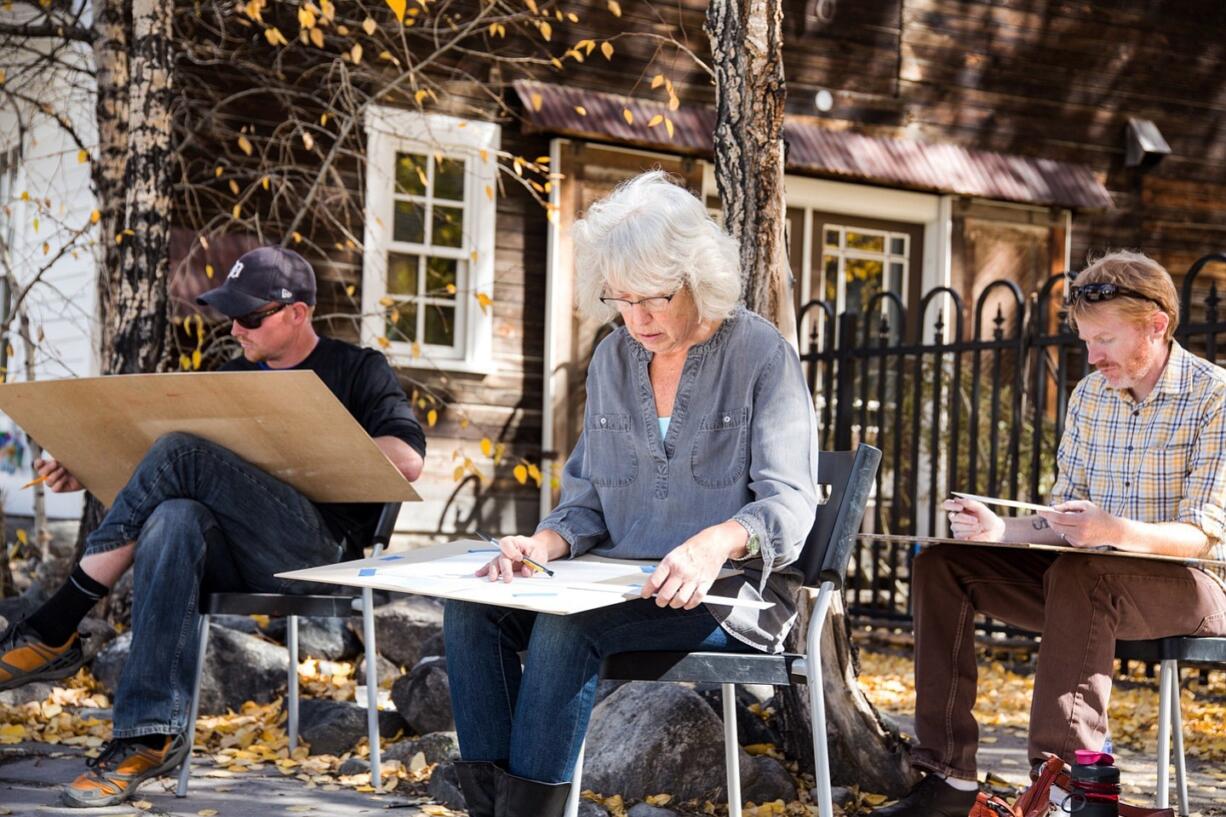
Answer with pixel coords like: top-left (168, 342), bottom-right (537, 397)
top-left (858, 648), bottom-right (1226, 763)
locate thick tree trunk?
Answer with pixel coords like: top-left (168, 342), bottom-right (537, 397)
top-left (706, 0), bottom-right (913, 796)
top-left (704, 0), bottom-right (795, 340)
top-left (105, 0), bottom-right (172, 375)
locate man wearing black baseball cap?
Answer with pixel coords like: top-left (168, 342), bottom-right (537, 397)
top-left (0, 245), bottom-right (426, 807)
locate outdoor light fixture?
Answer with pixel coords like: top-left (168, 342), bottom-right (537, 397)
top-left (814, 89), bottom-right (833, 112)
top-left (1124, 118), bottom-right (1171, 170)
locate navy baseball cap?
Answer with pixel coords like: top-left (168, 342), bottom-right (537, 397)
top-left (197, 246), bottom-right (317, 317)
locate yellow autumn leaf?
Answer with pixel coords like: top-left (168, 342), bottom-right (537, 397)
top-left (446, 283), bottom-right (457, 294)
top-left (530, 92), bottom-right (543, 112)
top-left (376, 336), bottom-right (390, 348)
top-left (513, 464), bottom-right (528, 484)
top-left (539, 21), bottom-right (552, 41)
top-left (574, 105), bottom-right (587, 116)
top-left (292, 231), bottom-right (303, 243)
top-left (525, 0), bottom-right (538, 12)
top-left (205, 264), bottom-right (215, 279)
top-left (309, 26), bottom-right (324, 47)
top-left (607, 0), bottom-right (621, 16)
top-left (426, 409), bottom-right (438, 427)
top-left (0, 69), bottom-right (5, 86)
top-left (622, 108), bottom-right (634, 125)
top-left (214, 165), bottom-right (224, 177)
top-left (302, 131), bottom-right (314, 150)
top-left (344, 284), bottom-right (355, 297)
top-left (192, 349), bottom-right (202, 370)
top-left (0, 724), bottom-right (27, 744)
top-left (198, 810), bottom-right (219, 817)
top-left (651, 73), bottom-right (665, 89)
top-left (645, 794), bottom-right (673, 806)
top-left (410, 341), bottom-right (421, 359)
top-left (668, 94), bottom-right (680, 112)
top-left (480, 437), bottom-right (493, 457)
top-left (298, 6), bottom-right (315, 28)
top-left (261, 175), bottom-right (270, 190)
top-left (237, 135), bottom-right (253, 156)
top-left (232, 203), bottom-right (241, 219)
top-left (229, 179), bottom-right (240, 195)
top-left (77, 148), bottom-right (89, 163)
top-left (89, 209), bottom-right (100, 223)
top-left (484, 185), bottom-right (494, 201)
top-left (475, 292), bottom-right (493, 314)
top-left (601, 41), bottom-right (613, 60)
top-left (453, 465), bottom-right (464, 482)
top-left (386, 0), bottom-right (406, 23)
top-left (664, 118), bottom-right (675, 138)
top-left (264, 26), bottom-right (287, 46)
top-left (862, 793), bottom-right (888, 806)
top-left (16, 529), bottom-right (27, 545)
top-left (648, 114), bottom-right (663, 127)
top-left (379, 295), bottom-right (394, 307)
top-left (350, 43), bottom-right (362, 63)
top-left (363, 17), bottom-right (376, 35)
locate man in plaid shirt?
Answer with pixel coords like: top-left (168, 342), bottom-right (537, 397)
top-left (877, 251), bottom-right (1226, 817)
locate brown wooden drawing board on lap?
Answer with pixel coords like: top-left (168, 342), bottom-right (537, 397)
top-left (0, 371), bottom-right (420, 506)
top-left (858, 533), bottom-right (1226, 569)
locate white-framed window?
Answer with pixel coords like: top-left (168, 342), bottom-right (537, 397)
top-left (819, 224), bottom-right (910, 317)
top-left (362, 107), bottom-right (499, 372)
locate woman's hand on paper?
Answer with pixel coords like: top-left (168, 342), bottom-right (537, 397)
top-left (943, 497), bottom-right (1005, 542)
top-left (642, 521), bottom-right (744, 610)
top-left (1038, 500), bottom-right (1121, 548)
top-left (33, 457), bottom-right (83, 493)
top-left (476, 531), bottom-right (565, 583)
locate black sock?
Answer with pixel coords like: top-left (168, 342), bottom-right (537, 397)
top-left (25, 565), bottom-right (109, 646)
top-left (123, 734), bottom-right (170, 750)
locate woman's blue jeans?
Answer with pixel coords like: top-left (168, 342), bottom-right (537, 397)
top-left (444, 597), bottom-right (754, 783)
top-left (83, 432), bottom-right (342, 739)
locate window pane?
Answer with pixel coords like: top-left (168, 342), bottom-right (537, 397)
top-left (393, 201), bottom-right (425, 244)
top-left (434, 157), bottom-right (466, 201)
top-left (395, 153), bottom-right (428, 196)
top-left (432, 205), bottom-right (464, 248)
top-left (889, 261), bottom-right (905, 294)
top-left (387, 252), bottom-right (419, 295)
top-left (846, 231), bottom-right (885, 253)
top-left (824, 229), bottom-right (839, 248)
top-left (890, 236), bottom-right (906, 255)
top-left (844, 258), bottom-right (884, 314)
top-left (426, 256), bottom-right (458, 293)
top-left (823, 255), bottom-right (838, 303)
top-left (425, 303), bottom-right (456, 346)
top-left (386, 301), bottom-right (418, 342)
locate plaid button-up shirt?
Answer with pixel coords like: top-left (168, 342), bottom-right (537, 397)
top-left (1051, 342), bottom-right (1226, 581)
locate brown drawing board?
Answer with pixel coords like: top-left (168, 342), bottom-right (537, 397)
top-left (0, 371), bottom-right (420, 506)
top-left (859, 533), bottom-right (1226, 569)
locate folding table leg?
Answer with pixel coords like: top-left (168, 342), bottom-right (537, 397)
top-left (723, 683), bottom-right (742, 817)
top-left (176, 614), bottom-right (211, 797)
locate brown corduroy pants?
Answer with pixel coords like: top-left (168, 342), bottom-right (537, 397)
top-left (908, 545), bottom-right (1226, 779)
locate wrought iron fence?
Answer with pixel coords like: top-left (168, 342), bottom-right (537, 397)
top-left (799, 252), bottom-right (1226, 634)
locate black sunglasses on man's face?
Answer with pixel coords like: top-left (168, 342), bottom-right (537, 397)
top-left (1066, 282), bottom-right (1163, 309)
top-left (233, 303), bottom-right (287, 330)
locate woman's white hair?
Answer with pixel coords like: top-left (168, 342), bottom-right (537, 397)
top-left (573, 170), bottom-right (743, 323)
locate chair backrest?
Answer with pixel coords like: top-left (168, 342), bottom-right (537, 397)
top-left (795, 444), bottom-right (882, 587)
top-left (372, 501), bottom-right (402, 550)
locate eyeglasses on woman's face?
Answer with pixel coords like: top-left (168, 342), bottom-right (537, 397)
top-left (598, 291), bottom-right (679, 314)
top-left (233, 303), bottom-right (288, 330)
top-left (1067, 282), bottom-right (1162, 309)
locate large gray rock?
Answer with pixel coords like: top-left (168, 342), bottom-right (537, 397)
top-left (740, 755), bottom-right (798, 804)
top-left (627, 805), bottom-right (677, 817)
top-left (697, 687), bottom-right (783, 748)
top-left (578, 800), bottom-right (611, 817)
top-left (0, 681), bottom-right (55, 706)
top-left (296, 698), bottom-right (406, 756)
top-left (355, 653), bottom-right (400, 688)
top-left (390, 658), bottom-right (452, 735)
top-left (92, 624), bottom-right (290, 715)
top-left (78, 617), bottom-right (117, 663)
top-left (264, 615), bottom-right (363, 661)
top-left (384, 731), bottom-right (459, 765)
top-left (360, 596), bottom-right (443, 669)
top-left (582, 682), bottom-right (750, 802)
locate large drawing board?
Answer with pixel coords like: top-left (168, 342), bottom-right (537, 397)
top-left (859, 533), bottom-right (1226, 570)
top-left (278, 539), bottom-right (770, 616)
top-left (0, 371), bottom-right (420, 506)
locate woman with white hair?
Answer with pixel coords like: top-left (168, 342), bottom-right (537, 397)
top-left (443, 170), bottom-right (819, 817)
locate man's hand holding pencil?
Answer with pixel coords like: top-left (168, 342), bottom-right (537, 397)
top-left (30, 456), bottom-right (83, 493)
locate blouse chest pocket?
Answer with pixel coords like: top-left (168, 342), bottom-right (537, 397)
top-left (585, 412), bottom-right (637, 488)
top-left (691, 406), bottom-right (750, 488)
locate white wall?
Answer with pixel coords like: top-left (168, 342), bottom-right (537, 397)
top-left (0, 21), bottom-right (97, 519)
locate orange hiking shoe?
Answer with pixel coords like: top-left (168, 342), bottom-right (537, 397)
top-left (62, 734), bottom-right (190, 807)
top-left (0, 620), bottom-right (84, 690)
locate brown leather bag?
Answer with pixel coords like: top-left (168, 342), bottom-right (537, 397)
top-left (966, 756), bottom-right (1175, 817)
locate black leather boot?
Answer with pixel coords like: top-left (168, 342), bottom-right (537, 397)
top-left (872, 774), bottom-right (979, 817)
top-left (453, 761), bottom-right (501, 817)
top-left (495, 769), bottom-right (572, 817)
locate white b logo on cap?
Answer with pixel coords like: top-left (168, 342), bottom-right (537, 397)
top-left (227, 260), bottom-right (244, 280)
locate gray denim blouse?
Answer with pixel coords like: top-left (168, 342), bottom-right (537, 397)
top-left (537, 307), bottom-right (819, 652)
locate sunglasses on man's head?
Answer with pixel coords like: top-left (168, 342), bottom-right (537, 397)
top-left (1066, 282), bottom-right (1163, 309)
top-left (233, 303), bottom-right (287, 330)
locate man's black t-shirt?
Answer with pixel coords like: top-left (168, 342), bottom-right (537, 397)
top-left (222, 336), bottom-right (425, 552)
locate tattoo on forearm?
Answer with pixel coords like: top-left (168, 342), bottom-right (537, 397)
top-left (1032, 518), bottom-right (1050, 531)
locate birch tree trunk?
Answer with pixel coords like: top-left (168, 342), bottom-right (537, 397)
top-left (104, 0), bottom-right (172, 375)
top-left (704, 0), bottom-right (795, 340)
top-left (706, 0), bottom-right (914, 797)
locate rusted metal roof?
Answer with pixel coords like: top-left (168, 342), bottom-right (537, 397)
top-left (512, 80), bottom-right (1114, 210)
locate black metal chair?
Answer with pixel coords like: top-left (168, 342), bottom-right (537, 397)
top-left (1114, 635), bottom-right (1226, 816)
top-left (175, 501), bottom-right (402, 796)
top-left (564, 444), bottom-right (882, 817)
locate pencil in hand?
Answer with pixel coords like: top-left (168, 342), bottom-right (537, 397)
top-left (20, 474), bottom-right (48, 490)
top-left (475, 529), bottom-right (555, 577)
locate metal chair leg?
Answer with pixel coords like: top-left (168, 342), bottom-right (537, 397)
top-left (362, 584), bottom-right (382, 789)
top-left (176, 614), bottom-right (211, 797)
top-left (723, 682), bottom-right (742, 817)
top-left (565, 739), bottom-right (586, 817)
top-left (1156, 659), bottom-right (1173, 809)
top-left (807, 582), bottom-right (836, 817)
top-left (1168, 661), bottom-right (1188, 816)
top-left (287, 614), bottom-right (300, 751)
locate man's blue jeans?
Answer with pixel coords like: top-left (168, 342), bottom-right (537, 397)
top-left (443, 597), bottom-right (754, 783)
top-left (84, 432), bottom-right (343, 740)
